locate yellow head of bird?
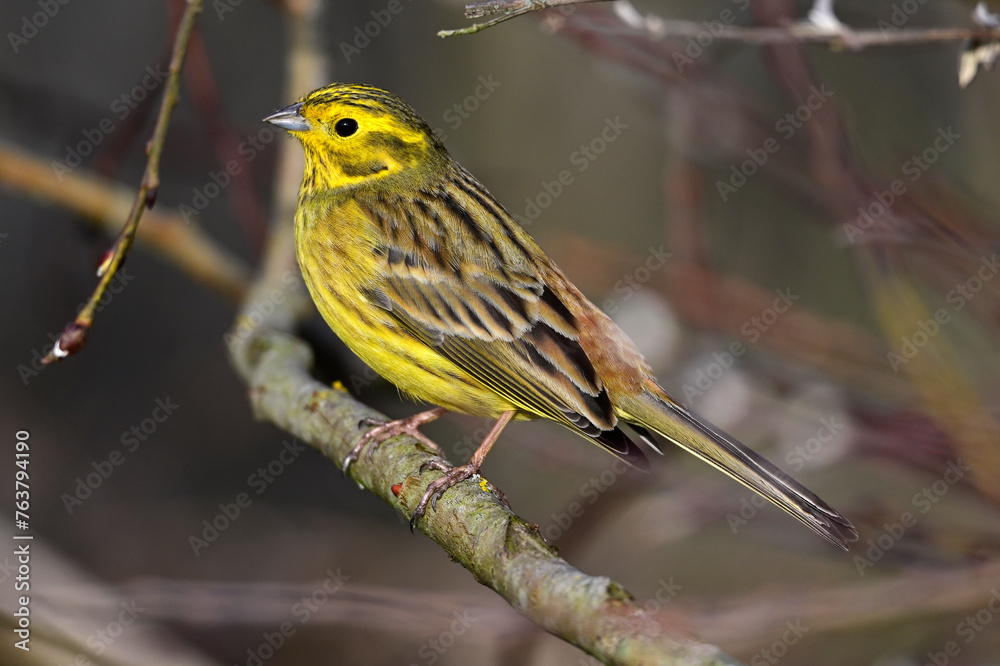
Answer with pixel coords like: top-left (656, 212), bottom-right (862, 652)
top-left (265, 83), bottom-right (447, 193)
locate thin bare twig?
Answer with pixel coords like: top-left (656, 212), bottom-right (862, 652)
top-left (601, 22), bottom-right (1000, 49)
top-left (42, 0), bottom-right (204, 364)
top-left (440, 0), bottom-right (1000, 48)
top-left (439, 0), bottom-right (603, 37)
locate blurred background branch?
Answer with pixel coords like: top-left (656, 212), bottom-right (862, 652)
top-left (0, 140), bottom-right (249, 301)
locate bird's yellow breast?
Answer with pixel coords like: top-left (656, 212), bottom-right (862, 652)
top-left (295, 195), bottom-right (518, 418)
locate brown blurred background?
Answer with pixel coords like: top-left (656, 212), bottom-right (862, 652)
top-left (2, 0), bottom-right (1000, 664)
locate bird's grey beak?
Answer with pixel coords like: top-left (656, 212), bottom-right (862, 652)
top-left (264, 102), bottom-right (310, 132)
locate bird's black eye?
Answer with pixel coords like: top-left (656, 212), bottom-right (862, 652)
top-left (334, 118), bottom-right (358, 137)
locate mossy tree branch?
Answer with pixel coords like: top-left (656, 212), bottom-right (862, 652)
top-left (227, 312), bottom-right (740, 665)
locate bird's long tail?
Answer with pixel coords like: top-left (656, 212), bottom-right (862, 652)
top-left (616, 384), bottom-right (858, 549)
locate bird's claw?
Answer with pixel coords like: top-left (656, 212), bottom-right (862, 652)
top-left (343, 410), bottom-right (447, 475)
top-left (409, 462), bottom-right (477, 531)
top-left (408, 465), bottom-right (509, 531)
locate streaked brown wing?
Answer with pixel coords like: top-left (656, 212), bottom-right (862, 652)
top-left (364, 175), bottom-right (648, 468)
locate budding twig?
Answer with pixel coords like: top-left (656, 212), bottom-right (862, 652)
top-left (42, 0), bottom-right (204, 364)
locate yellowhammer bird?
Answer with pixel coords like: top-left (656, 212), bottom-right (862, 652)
top-left (265, 83), bottom-right (858, 549)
